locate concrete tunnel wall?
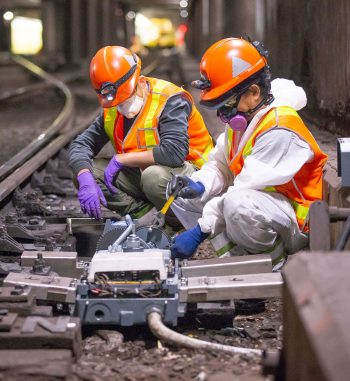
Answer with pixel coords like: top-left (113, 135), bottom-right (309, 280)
top-left (188, 0), bottom-right (350, 136)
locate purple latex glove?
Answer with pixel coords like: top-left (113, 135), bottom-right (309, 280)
top-left (77, 171), bottom-right (107, 219)
top-left (104, 155), bottom-right (123, 195)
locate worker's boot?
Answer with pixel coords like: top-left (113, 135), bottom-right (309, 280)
top-left (133, 206), bottom-right (157, 226)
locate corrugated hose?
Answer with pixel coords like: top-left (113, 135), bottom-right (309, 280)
top-left (147, 310), bottom-right (262, 356)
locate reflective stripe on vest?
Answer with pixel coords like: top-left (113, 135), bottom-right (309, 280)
top-left (227, 106), bottom-right (327, 231)
top-left (104, 107), bottom-right (118, 150)
top-left (189, 139), bottom-right (213, 169)
top-left (242, 108), bottom-right (280, 159)
top-left (261, 186), bottom-right (310, 230)
top-left (141, 80), bottom-right (169, 148)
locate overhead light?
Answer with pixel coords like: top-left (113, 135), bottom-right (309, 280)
top-left (11, 16), bottom-right (43, 55)
top-left (180, 0), bottom-right (188, 7)
top-left (126, 11), bottom-right (136, 20)
top-left (3, 11), bottom-right (14, 21)
top-left (180, 10), bottom-right (188, 18)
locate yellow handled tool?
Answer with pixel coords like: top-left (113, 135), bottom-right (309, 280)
top-left (152, 176), bottom-right (185, 228)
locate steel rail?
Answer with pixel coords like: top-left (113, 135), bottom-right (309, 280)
top-left (0, 71), bottom-right (84, 102)
top-left (0, 55), bottom-right (75, 181)
top-left (0, 107), bottom-right (99, 203)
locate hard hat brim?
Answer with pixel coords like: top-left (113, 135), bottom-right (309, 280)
top-left (199, 62), bottom-right (267, 110)
top-left (199, 59), bottom-right (266, 109)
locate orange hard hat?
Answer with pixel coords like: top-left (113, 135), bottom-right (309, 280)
top-left (90, 46), bottom-right (141, 108)
top-left (192, 38), bottom-right (268, 109)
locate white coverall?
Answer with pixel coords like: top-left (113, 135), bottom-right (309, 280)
top-left (171, 79), bottom-right (312, 258)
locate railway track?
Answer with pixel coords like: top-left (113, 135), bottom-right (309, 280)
top-left (1, 54), bottom-right (349, 381)
top-left (0, 56), bottom-right (98, 378)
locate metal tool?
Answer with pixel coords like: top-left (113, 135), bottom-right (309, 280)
top-left (152, 176), bottom-right (185, 228)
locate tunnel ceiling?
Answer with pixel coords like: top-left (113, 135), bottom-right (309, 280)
top-left (120, 0), bottom-right (189, 9)
top-left (121, 0), bottom-right (191, 25)
top-left (0, 0), bottom-right (39, 7)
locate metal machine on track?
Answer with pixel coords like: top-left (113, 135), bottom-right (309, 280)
top-left (2, 214), bottom-right (283, 327)
top-left (75, 215), bottom-right (183, 326)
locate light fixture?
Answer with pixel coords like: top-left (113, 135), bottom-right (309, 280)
top-left (180, 0), bottom-right (188, 7)
top-left (180, 10), bottom-right (188, 18)
top-left (3, 11), bottom-right (14, 21)
top-left (126, 11), bottom-right (136, 20)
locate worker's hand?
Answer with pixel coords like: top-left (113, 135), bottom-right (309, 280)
top-left (77, 171), bottom-right (107, 219)
top-left (168, 175), bottom-right (205, 199)
top-left (171, 224), bottom-right (209, 260)
top-left (104, 155), bottom-right (123, 195)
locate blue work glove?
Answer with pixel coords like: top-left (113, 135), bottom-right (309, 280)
top-left (104, 155), bottom-right (123, 195)
top-left (171, 224), bottom-right (209, 259)
top-left (77, 171), bottom-right (107, 219)
top-left (168, 175), bottom-right (205, 199)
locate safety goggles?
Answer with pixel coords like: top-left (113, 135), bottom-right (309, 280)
top-left (95, 56), bottom-right (138, 102)
top-left (217, 94), bottom-right (241, 123)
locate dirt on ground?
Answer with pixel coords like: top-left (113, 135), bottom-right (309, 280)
top-left (66, 299), bottom-right (281, 381)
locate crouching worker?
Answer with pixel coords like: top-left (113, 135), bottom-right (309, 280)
top-left (68, 46), bottom-right (213, 223)
top-left (169, 37), bottom-right (328, 269)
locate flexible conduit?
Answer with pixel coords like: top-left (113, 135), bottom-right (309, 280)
top-left (147, 310), bottom-right (262, 356)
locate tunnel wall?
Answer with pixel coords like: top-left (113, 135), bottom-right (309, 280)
top-left (188, 0), bottom-right (350, 135)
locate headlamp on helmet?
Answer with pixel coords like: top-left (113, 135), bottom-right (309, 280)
top-left (95, 55), bottom-right (138, 102)
top-left (191, 75), bottom-right (211, 90)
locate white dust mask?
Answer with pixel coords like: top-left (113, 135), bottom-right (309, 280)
top-left (117, 93), bottom-right (143, 118)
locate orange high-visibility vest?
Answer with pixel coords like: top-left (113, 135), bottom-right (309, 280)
top-left (227, 106), bottom-right (328, 231)
top-left (103, 77), bottom-right (213, 168)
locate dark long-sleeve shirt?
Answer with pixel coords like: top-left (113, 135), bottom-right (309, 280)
top-left (69, 94), bottom-right (192, 175)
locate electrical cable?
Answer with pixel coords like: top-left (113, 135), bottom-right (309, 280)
top-left (147, 310), bottom-right (262, 356)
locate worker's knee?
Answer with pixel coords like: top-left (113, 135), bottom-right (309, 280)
top-left (223, 190), bottom-right (277, 252)
top-left (140, 165), bottom-right (171, 208)
top-left (223, 189), bottom-right (260, 220)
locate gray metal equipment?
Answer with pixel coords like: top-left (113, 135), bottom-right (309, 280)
top-left (74, 216), bottom-right (282, 327)
top-left (3, 215), bottom-right (282, 327)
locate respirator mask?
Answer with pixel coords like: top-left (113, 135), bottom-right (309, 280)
top-left (218, 92), bottom-right (274, 131)
top-left (117, 91), bottom-right (144, 118)
top-left (218, 94), bottom-right (248, 131)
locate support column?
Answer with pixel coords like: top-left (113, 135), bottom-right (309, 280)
top-left (41, 0), bottom-right (57, 57)
top-left (0, 9), bottom-right (11, 52)
top-left (41, 0), bottom-right (66, 66)
top-left (69, 0), bottom-right (83, 64)
top-left (101, 0), bottom-right (112, 46)
top-left (87, 0), bottom-right (99, 58)
top-left (209, 0), bottom-right (224, 45)
top-left (113, 2), bottom-right (126, 45)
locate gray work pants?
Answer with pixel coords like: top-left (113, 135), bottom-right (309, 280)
top-left (93, 159), bottom-right (196, 221)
